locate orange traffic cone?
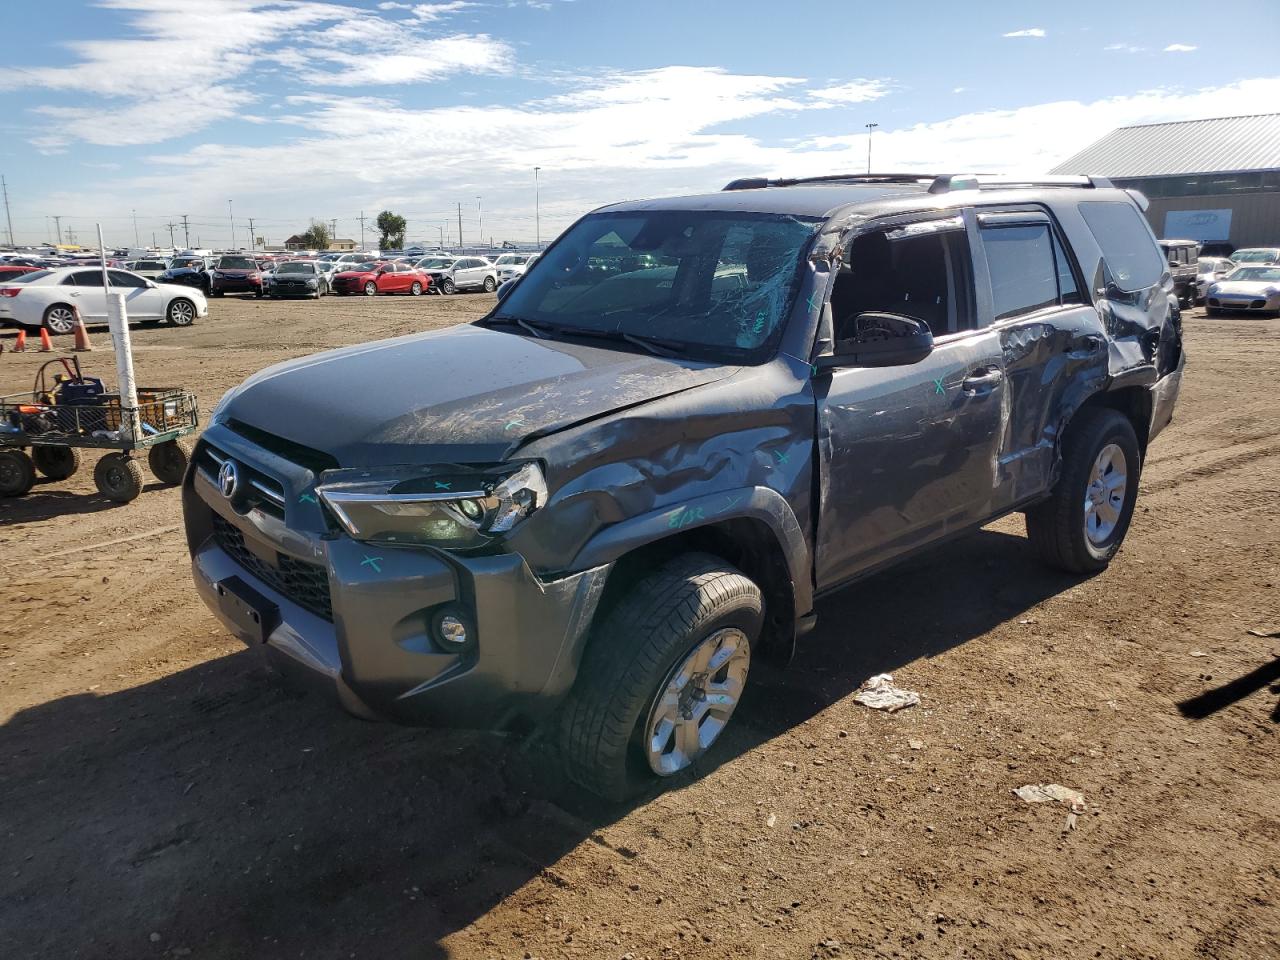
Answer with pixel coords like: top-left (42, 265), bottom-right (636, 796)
top-left (72, 307), bottom-right (94, 352)
top-left (38, 327), bottom-right (53, 352)
top-left (12, 328), bottom-right (25, 352)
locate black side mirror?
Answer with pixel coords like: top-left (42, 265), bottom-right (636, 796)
top-left (818, 312), bottom-right (935, 369)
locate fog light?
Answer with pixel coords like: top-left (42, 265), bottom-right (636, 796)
top-left (458, 498), bottom-right (485, 521)
top-left (436, 613), bottom-right (469, 648)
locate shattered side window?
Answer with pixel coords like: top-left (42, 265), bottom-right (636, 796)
top-left (1078, 201), bottom-right (1165, 293)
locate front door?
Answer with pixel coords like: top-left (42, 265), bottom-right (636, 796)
top-left (108, 269), bottom-right (160, 320)
top-left (814, 216), bottom-right (1008, 590)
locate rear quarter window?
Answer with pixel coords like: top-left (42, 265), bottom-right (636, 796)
top-left (1078, 201), bottom-right (1165, 293)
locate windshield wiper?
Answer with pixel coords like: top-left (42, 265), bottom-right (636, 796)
top-left (555, 327), bottom-right (688, 358)
top-left (480, 315), bottom-right (554, 339)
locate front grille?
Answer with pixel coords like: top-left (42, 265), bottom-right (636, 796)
top-left (198, 442), bottom-right (286, 519)
top-left (212, 514), bottom-right (333, 621)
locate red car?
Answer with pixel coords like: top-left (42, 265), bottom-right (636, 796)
top-left (331, 260), bottom-right (430, 296)
top-left (0, 265), bottom-right (44, 284)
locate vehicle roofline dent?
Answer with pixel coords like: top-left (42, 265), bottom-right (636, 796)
top-left (568, 484), bottom-right (812, 622)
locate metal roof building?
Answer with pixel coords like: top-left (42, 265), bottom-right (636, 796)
top-left (1052, 114), bottom-right (1280, 251)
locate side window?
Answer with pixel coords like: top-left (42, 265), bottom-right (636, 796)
top-left (1051, 231), bottom-right (1082, 304)
top-left (1078, 201), bottom-right (1165, 292)
top-left (831, 225), bottom-right (973, 338)
top-left (107, 270), bottom-right (145, 288)
top-left (69, 270), bottom-right (103, 287)
top-left (980, 224), bottom-right (1059, 320)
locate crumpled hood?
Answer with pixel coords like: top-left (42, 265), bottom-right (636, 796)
top-left (222, 324), bottom-right (735, 466)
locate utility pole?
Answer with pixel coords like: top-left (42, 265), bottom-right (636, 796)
top-left (476, 196), bottom-right (483, 250)
top-left (53, 215), bottom-right (63, 246)
top-left (357, 210), bottom-right (367, 251)
top-left (181, 214), bottom-right (190, 249)
top-left (1, 175), bottom-right (13, 247)
top-left (457, 203), bottom-right (463, 248)
top-left (132, 208), bottom-right (140, 248)
top-left (228, 199), bottom-right (235, 251)
top-left (247, 218), bottom-right (256, 251)
top-left (166, 221), bottom-right (178, 248)
top-left (865, 122), bottom-right (878, 174)
top-left (534, 166), bottom-right (541, 247)
top-left (329, 218), bottom-right (337, 249)
top-left (437, 225), bottom-right (444, 248)
top-left (66, 227), bottom-right (77, 246)
top-left (152, 231), bottom-right (157, 248)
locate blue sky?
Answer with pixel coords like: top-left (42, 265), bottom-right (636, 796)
top-left (1, 0), bottom-right (1277, 249)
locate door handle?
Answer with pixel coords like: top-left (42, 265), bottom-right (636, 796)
top-left (962, 368), bottom-right (1004, 391)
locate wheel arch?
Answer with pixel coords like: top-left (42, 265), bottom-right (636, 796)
top-left (1067, 385), bottom-right (1153, 458)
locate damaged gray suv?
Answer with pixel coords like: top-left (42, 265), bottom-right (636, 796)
top-left (185, 173), bottom-right (1184, 800)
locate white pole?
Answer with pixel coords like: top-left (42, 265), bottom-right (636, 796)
top-left (106, 292), bottom-right (141, 445)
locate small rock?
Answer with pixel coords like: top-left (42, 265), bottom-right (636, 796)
top-left (766, 814), bottom-right (777, 828)
top-left (907, 739), bottom-right (924, 751)
top-left (149, 933), bottom-right (161, 943)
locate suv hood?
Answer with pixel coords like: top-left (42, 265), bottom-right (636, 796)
top-left (221, 324), bottom-right (735, 466)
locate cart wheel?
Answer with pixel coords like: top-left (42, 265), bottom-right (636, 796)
top-left (148, 438), bottom-right (193, 485)
top-left (32, 445), bottom-right (82, 481)
top-left (94, 453), bottom-right (144, 503)
top-left (0, 450), bottom-right (36, 498)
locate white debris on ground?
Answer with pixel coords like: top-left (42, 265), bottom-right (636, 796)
top-left (1014, 783), bottom-right (1089, 833)
top-left (852, 673), bottom-right (920, 713)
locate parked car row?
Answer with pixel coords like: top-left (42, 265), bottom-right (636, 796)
top-left (1158, 240), bottom-right (1280, 315)
top-left (0, 266), bottom-right (208, 333)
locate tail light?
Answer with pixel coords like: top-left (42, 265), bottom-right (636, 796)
top-left (0, 287), bottom-right (20, 297)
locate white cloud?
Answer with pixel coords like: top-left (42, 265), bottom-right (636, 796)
top-left (1003, 28), bottom-right (1046, 38)
top-left (1164, 43), bottom-right (1197, 52)
top-left (807, 79), bottom-right (891, 105)
top-left (411, 2), bottom-right (478, 20)
top-left (1104, 43), bottom-right (1144, 53)
top-left (952, 86), bottom-right (966, 94)
top-left (31, 86), bottom-right (257, 150)
top-left (289, 31), bottom-right (513, 85)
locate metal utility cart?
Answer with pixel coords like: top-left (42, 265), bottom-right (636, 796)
top-left (0, 357), bottom-right (199, 503)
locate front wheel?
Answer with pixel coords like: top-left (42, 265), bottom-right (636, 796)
top-left (439, 277), bottom-right (456, 295)
top-left (1205, 307), bottom-right (1222, 317)
top-left (559, 553), bottom-right (763, 801)
top-left (94, 453), bottom-right (144, 503)
top-left (363, 281), bottom-right (378, 297)
top-left (409, 281), bottom-right (423, 296)
top-left (482, 275), bottom-right (497, 293)
top-left (1025, 408), bottom-right (1140, 574)
top-left (167, 298), bottom-right (196, 326)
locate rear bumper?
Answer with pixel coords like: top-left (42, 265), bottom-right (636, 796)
top-left (183, 427), bottom-right (609, 729)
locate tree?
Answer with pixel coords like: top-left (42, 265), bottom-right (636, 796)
top-left (299, 219), bottom-right (330, 250)
top-left (376, 210), bottom-right (407, 251)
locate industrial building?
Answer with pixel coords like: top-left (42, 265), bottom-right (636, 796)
top-left (1052, 113), bottom-right (1280, 252)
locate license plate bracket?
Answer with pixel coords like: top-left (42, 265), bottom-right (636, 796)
top-left (215, 575), bottom-right (280, 645)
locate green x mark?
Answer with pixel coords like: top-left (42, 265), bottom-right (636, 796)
top-left (773, 450), bottom-right (789, 465)
top-left (434, 481), bottom-right (452, 491)
top-left (298, 492), bottom-right (318, 505)
top-left (360, 555), bottom-right (383, 574)
top-left (503, 418), bottom-right (525, 431)
top-left (806, 293), bottom-right (821, 313)
top-left (933, 377), bottom-right (946, 395)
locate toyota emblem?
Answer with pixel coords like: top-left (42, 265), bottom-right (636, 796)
top-left (218, 459), bottom-right (240, 499)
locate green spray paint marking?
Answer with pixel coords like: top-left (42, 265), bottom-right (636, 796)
top-left (722, 494), bottom-right (745, 511)
top-left (933, 377), bottom-right (946, 395)
top-left (504, 418), bottom-right (525, 431)
top-left (360, 555), bottom-right (384, 574)
top-left (773, 450), bottom-right (790, 465)
top-left (667, 505), bottom-right (706, 529)
top-left (434, 481), bottom-right (452, 491)
top-left (806, 293), bottom-right (821, 313)
top-left (752, 311), bottom-right (767, 334)
top-left (298, 493), bottom-right (318, 505)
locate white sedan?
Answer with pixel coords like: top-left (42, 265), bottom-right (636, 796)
top-left (0, 266), bottom-right (208, 334)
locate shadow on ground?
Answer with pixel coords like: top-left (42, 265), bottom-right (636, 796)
top-left (0, 528), bottom-right (1083, 959)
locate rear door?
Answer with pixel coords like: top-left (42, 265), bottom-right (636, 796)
top-left (63, 269), bottom-right (109, 322)
top-left (815, 212), bottom-right (1008, 589)
top-left (970, 209), bottom-right (1106, 509)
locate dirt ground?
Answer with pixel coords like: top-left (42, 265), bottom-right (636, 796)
top-left (0, 294), bottom-right (1276, 960)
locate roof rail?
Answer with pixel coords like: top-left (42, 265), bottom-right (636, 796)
top-left (724, 172), bottom-right (1115, 193)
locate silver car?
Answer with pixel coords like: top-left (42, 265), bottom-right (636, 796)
top-left (494, 253), bottom-right (539, 283)
top-left (421, 255), bottom-right (498, 294)
top-left (1194, 257), bottom-right (1234, 304)
top-left (1204, 265), bottom-right (1280, 316)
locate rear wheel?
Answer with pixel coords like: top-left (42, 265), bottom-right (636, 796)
top-left (43, 304), bottom-right (77, 336)
top-left (148, 438), bottom-right (192, 485)
top-left (483, 275), bottom-right (497, 293)
top-left (32, 445), bottom-right (81, 481)
top-left (167, 298), bottom-right (196, 326)
top-left (1025, 407), bottom-right (1140, 574)
top-left (94, 453), bottom-right (144, 503)
top-left (0, 450), bottom-right (36, 497)
top-left (559, 553), bottom-right (763, 801)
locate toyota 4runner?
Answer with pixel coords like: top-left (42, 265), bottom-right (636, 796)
top-left (185, 173), bottom-right (1184, 800)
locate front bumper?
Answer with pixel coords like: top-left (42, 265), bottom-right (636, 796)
top-left (183, 424), bottom-right (609, 729)
top-left (212, 275), bottom-right (261, 293)
top-left (267, 281), bottom-right (319, 297)
top-left (1206, 293), bottom-right (1280, 312)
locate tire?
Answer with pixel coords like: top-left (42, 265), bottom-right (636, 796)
top-left (147, 438), bottom-right (192, 485)
top-left (559, 553), bottom-right (764, 801)
top-left (440, 277), bottom-right (456, 295)
top-left (363, 281), bottom-right (377, 297)
top-left (482, 275), bottom-right (497, 293)
top-left (1025, 407), bottom-right (1141, 574)
top-left (167, 298), bottom-right (196, 326)
top-left (1205, 307), bottom-right (1221, 317)
top-left (409, 281), bottom-right (423, 296)
top-left (94, 453), bottom-right (144, 503)
top-left (213, 289), bottom-right (225, 298)
top-left (32, 445), bottom-right (81, 481)
top-left (0, 450), bottom-right (36, 497)
top-left (43, 304), bottom-right (78, 336)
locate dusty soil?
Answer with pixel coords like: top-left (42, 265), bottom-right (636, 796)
top-left (0, 295), bottom-right (1276, 960)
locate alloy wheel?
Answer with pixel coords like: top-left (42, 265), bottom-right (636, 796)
top-left (1083, 442), bottom-right (1128, 546)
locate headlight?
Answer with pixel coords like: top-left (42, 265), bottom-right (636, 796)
top-left (317, 462), bottom-right (547, 550)
top-left (306, 279), bottom-right (318, 287)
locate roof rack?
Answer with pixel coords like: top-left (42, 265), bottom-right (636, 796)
top-left (722, 173), bottom-right (1114, 193)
